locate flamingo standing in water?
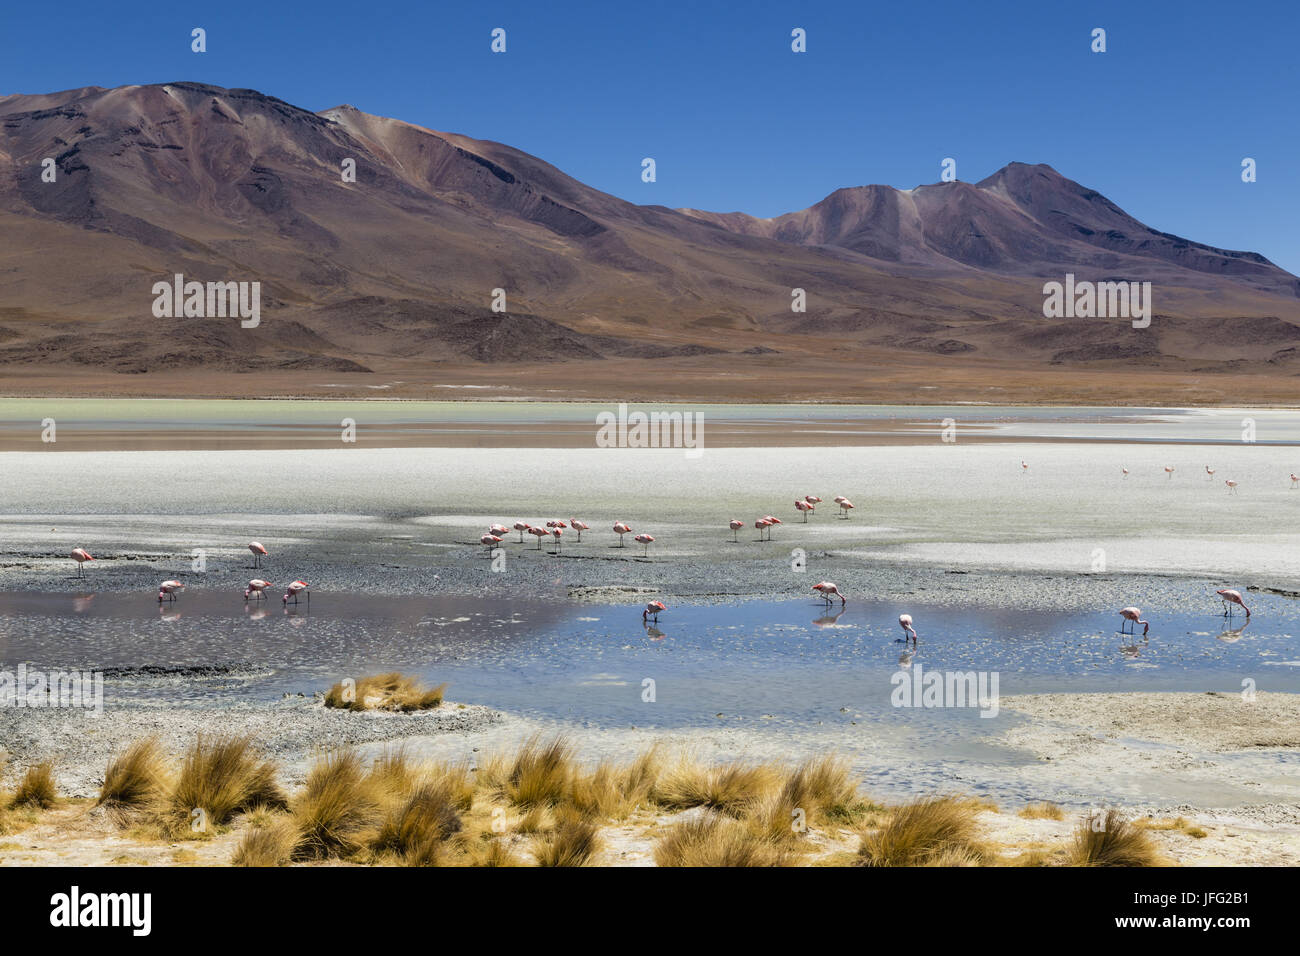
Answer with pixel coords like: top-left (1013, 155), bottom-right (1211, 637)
top-left (513, 521), bottom-right (530, 543)
top-left (1216, 589), bottom-right (1250, 617)
top-left (836, 498), bottom-right (854, 518)
top-left (899, 613), bottom-right (918, 644)
top-left (248, 542), bottom-right (268, 568)
top-left (245, 579), bottom-right (272, 601)
top-left (643, 600), bottom-right (667, 622)
top-left (570, 519), bottom-right (589, 541)
top-left (283, 580), bottom-right (310, 604)
top-left (1119, 606), bottom-right (1149, 636)
top-left (755, 518), bottom-right (771, 541)
top-left (1225, 479), bottom-right (1238, 494)
top-left (729, 519), bottom-right (744, 542)
top-left (158, 580), bottom-right (185, 602)
top-left (613, 522), bottom-right (632, 547)
top-left (71, 548), bottom-right (95, 578)
top-left (794, 499), bottom-right (814, 521)
top-left (633, 533), bottom-right (654, 557)
top-left (528, 526), bottom-right (550, 550)
top-left (812, 582), bottom-right (846, 605)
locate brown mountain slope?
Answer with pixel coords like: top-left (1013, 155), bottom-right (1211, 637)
top-left (0, 82), bottom-right (1297, 403)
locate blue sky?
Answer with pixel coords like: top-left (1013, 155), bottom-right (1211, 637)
top-left (4, 0), bottom-right (1297, 274)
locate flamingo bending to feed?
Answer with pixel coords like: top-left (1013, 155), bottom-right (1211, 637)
top-left (158, 580), bottom-right (185, 602)
top-left (248, 541), bottom-right (268, 568)
top-left (245, 579), bottom-right (272, 601)
top-left (812, 581), bottom-right (845, 605)
top-left (570, 519), bottom-right (589, 541)
top-left (71, 548), bottom-right (95, 578)
top-left (1225, 479), bottom-right (1238, 494)
top-left (613, 522), bottom-right (632, 547)
top-left (899, 613), bottom-right (918, 643)
top-left (643, 600), bottom-right (667, 622)
top-left (1216, 589), bottom-right (1250, 617)
top-left (513, 521), bottom-right (529, 543)
top-left (633, 533), bottom-right (654, 556)
top-left (528, 526), bottom-right (549, 550)
top-left (1119, 606), bottom-right (1149, 636)
top-left (837, 498), bottom-right (854, 518)
top-left (794, 499), bottom-right (814, 521)
top-left (729, 519), bottom-right (744, 542)
top-left (283, 580), bottom-right (310, 604)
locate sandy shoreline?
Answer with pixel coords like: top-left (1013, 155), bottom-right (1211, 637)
top-left (1, 690), bottom-right (1297, 866)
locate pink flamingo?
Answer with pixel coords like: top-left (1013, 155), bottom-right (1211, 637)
top-left (71, 547), bottom-right (95, 578)
top-left (1225, 479), bottom-right (1238, 494)
top-left (283, 580), bottom-right (310, 604)
top-left (643, 600), bottom-right (667, 622)
top-left (634, 533), bottom-right (654, 556)
top-left (158, 580), bottom-right (185, 602)
top-left (513, 521), bottom-right (530, 543)
top-left (755, 518), bottom-right (771, 541)
top-left (1291, 474), bottom-right (1299, 489)
top-left (812, 581), bottom-right (846, 605)
top-left (1020, 460), bottom-right (1028, 474)
top-left (763, 516), bottom-right (781, 539)
top-left (613, 522), bottom-right (632, 547)
top-left (248, 541), bottom-right (268, 568)
top-left (837, 498), bottom-right (854, 518)
top-left (570, 519), bottom-right (589, 541)
top-left (729, 519), bottom-right (744, 542)
top-left (1164, 467), bottom-right (1175, 479)
top-left (1121, 468), bottom-right (1129, 478)
top-left (528, 526), bottom-right (549, 550)
top-left (794, 499), bottom-right (814, 521)
top-left (1216, 589), bottom-right (1250, 617)
top-left (899, 613), bottom-right (918, 643)
top-left (804, 495), bottom-right (822, 505)
top-left (481, 533), bottom-right (503, 550)
top-left (489, 524), bottom-right (509, 537)
top-left (245, 579), bottom-right (272, 601)
top-left (551, 527), bottom-right (564, 553)
top-left (1205, 466), bottom-right (1216, 480)
top-left (1119, 606), bottom-right (1149, 636)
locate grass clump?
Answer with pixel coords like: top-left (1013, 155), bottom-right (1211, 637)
top-left (291, 750), bottom-right (382, 860)
top-left (857, 796), bottom-right (990, 867)
top-left (169, 735), bottom-right (285, 832)
top-left (1019, 802), bottom-right (1065, 821)
top-left (483, 735), bottom-right (576, 809)
top-left (11, 760), bottom-right (57, 809)
top-left (533, 812), bottom-right (601, 866)
top-left (324, 673), bottom-right (447, 712)
top-left (1067, 809), bottom-right (1163, 867)
top-left (655, 814), bottom-right (790, 867)
top-left (654, 759), bottom-right (779, 817)
top-left (232, 818), bottom-right (297, 867)
top-left (97, 738), bottom-right (168, 810)
top-left (369, 780), bottom-right (464, 866)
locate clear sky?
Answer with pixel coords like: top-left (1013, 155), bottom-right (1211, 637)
top-left (4, 0), bottom-right (1297, 275)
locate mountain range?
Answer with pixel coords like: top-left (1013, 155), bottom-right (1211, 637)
top-left (1, 81), bottom-right (1297, 403)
